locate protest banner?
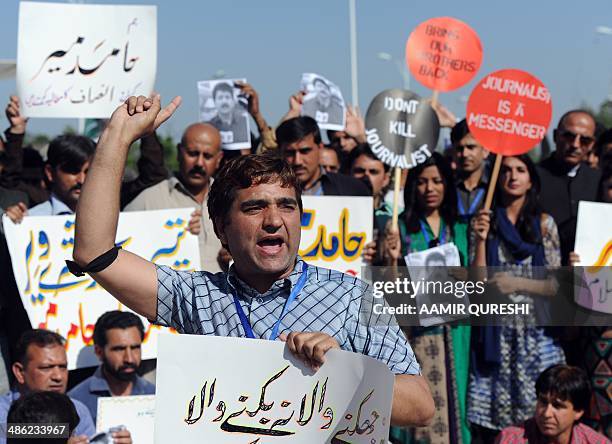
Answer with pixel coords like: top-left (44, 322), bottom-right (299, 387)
top-left (406, 16), bottom-right (483, 93)
top-left (466, 69), bottom-right (552, 209)
top-left (574, 201), bottom-right (612, 314)
top-left (2, 208), bottom-right (199, 369)
top-left (97, 395), bottom-right (155, 444)
top-left (299, 196), bottom-right (372, 277)
top-left (155, 334), bottom-right (394, 443)
top-left (365, 89), bottom-right (439, 228)
top-left (300, 73), bottom-right (346, 131)
top-left (17, 2), bottom-right (156, 118)
top-left (197, 78), bottom-right (251, 150)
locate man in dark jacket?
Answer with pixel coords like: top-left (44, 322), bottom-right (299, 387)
top-left (276, 116), bottom-right (370, 196)
top-left (537, 109), bottom-right (602, 265)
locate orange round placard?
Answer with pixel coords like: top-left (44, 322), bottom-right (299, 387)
top-left (406, 16), bottom-right (482, 92)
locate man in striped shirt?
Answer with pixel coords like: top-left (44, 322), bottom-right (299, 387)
top-left (71, 94), bottom-right (435, 427)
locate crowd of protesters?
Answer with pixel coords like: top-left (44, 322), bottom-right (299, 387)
top-left (0, 82), bottom-right (610, 444)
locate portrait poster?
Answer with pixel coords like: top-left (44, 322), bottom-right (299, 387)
top-left (17, 2), bottom-right (157, 118)
top-left (197, 78), bottom-right (251, 150)
top-left (300, 73), bottom-right (346, 131)
top-left (405, 243), bottom-right (468, 325)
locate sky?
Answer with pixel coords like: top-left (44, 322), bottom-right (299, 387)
top-left (1, 0), bottom-right (612, 142)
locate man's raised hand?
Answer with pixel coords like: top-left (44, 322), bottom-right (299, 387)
top-left (107, 94), bottom-right (182, 147)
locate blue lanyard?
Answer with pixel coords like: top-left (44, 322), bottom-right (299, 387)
top-left (232, 262), bottom-right (309, 340)
top-left (457, 188), bottom-right (485, 217)
top-left (419, 219), bottom-right (446, 246)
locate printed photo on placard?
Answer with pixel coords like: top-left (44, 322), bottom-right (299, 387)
top-left (300, 73), bottom-right (346, 131)
top-left (197, 78), bottom-right (251, 150)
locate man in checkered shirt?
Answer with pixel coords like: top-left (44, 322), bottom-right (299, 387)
top-left (71, 94), bottom-right (435, 427)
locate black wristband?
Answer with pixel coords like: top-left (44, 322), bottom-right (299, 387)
top-left (65, 246), bottom-right (122, 277)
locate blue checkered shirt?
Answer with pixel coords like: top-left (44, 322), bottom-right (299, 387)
top-left (155, 258), bottom-right (421, 375)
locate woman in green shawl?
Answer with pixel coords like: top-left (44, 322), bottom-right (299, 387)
top-left (384, 152), bottom-right (471, 444)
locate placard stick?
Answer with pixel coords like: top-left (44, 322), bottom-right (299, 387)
top-left (391, 167), bottom-right (402, 231)
top-left (484, 153), bottom-right (503, 210)
top-left (431, 90), bottom-right (440, 107)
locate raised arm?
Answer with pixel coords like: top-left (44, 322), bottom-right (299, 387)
top-left (72, 94), bottom-right (181, 320)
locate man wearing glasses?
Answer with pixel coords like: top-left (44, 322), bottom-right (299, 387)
top-left (537, 110), bottom-right (602, 265)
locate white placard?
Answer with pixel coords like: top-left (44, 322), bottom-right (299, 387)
top-left (2, 208), bottom-right (199, 369)
top-left (299, 196), bottom-right (372, 277)
top-left (17, 2), bottom-right (156, 118)
top-left (574, 201), bottom-right (612, 314)
top-left (155, 334), bottom-right (394, 443)
top-left (97, 395), bottom-right (155, 444)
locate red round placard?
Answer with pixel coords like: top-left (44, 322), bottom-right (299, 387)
top-left (466, 69), bottom-right (552, 155)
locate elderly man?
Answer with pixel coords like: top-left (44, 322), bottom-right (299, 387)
top-left (537, 110), bottom-right (602, 265)
top-left (70, 94), bottom-right (434, 427)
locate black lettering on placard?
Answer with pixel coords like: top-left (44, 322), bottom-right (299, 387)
top-left (425, 24), bottom-right (459, 40)
top-left (419, 65), bottom-right (448, 79)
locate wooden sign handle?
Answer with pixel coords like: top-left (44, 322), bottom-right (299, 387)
top-left (484, 153), bottom-right (503, 211)
top-left (431, 90), bottom-right (440, 107)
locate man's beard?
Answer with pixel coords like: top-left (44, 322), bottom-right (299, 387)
top-left (103, 359), bottom-right (138, 382)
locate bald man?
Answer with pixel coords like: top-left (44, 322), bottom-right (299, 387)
top-left (125, 124), bottom-right (224, 271)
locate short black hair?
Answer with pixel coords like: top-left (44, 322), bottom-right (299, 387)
top-left (47, 134), bottom-right (95, 174)
top-left (535, 364), bottom-right (591, 412)
top-left (7, 391), bottom-right (80, 444)
top-left (348, 143), bottom-right (390, 172)
top-left (93, 311), bottom-right (145, 347)
top-left (212, 82), bottom-right (234, 100)
top-left (14, 330), bottom-right (65, 366)
top-left (450, 119), bottom-right (470, 145)
top-left (276, 116), bottom-right (321, 149)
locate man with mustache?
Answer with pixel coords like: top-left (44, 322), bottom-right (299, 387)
top-left (537, 110), bottom-right (602, 265)
top-left (69, 311), bottom-right (154, 423)
top-left (124, 122), bottom-right (224, 271)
